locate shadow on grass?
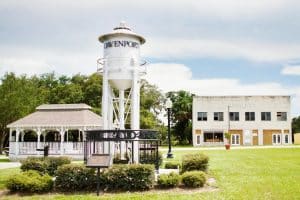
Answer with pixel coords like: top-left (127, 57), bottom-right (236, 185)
top-left (0, 158), bottom-right (9, 163)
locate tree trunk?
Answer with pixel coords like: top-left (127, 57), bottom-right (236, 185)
top-left (0, 131), bottom-right (8, 155)
top-left (0, 133), bottom-right (4, 154)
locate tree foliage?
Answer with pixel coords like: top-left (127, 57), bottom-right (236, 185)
top-left (0, 73), bottom-right (46, 153)
top-left (0, 73), bottom-right (165, 152)
top-left (167, 90), bottom-right (194, 145)
top-left (292, 116), bottom-right (300, 142)
top-left (140, 80), bottom-right (164, 129)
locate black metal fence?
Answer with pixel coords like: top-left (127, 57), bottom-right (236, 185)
top-left (84, 129), bottom-right (160, 169)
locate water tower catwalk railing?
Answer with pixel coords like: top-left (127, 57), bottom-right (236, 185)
top-left (84, 129), bottom-right (160, 169)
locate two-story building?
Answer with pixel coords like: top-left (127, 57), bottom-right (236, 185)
top-left (192, 96), bottom-right (292, 146)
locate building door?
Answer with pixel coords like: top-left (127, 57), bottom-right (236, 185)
top-left (231, 134), bottom-right (240, 145)
top-left (272, 134), bottom-right (281, 145)
top-left (252, 136), bottom-right (258, 145)
top-left (196, 135), bottom-right (201, 145)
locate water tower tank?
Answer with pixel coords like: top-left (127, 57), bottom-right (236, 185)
top-left (98, 22), bottom-right (145, 90)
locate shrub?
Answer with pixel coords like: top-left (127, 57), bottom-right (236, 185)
top-left (157, 172), bottom-right (180, 188)
top-left (165, 162), bottom-right (180, 169)
top-left (181, 153), bottom-right (209, 173)
top-left (46, 157), bottom-right (71, 175)
top-left (55, 164), bottom-right (96, 191)
top-left (20, 157), bottom-right (47, 174)
top-left (103, 164), bottom-right (155, 191)
top-left (21, 156), bottom-right (71, 176)
top-left (181, 171), bottom-right (206, 188)
top-left (6, 170), bottom-right (53, 193)
top-left (140, 151), bottom-right (163, 168)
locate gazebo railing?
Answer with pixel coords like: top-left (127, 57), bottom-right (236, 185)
top-left (9, 141), bottom-right (84, 155)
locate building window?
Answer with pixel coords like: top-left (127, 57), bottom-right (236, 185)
top-left (196, 135), bottom-right (201, 145)
top-left (277, 112), bottom-right (287, 121)
top-left (272, 134), bottom-right (281, 144)
top-left (197, 112), bottom-right (207, 121)
top-left (229, 112), bottom-right (239, 121)
top-left (245, 112), bottom-right (255, 121)
top-left (284, 135), bottom-right (289, 144)
top-left (203, 132), bottom-right (224, 143)
top-left (214, 112), bottom-right (224, 121)
top-left (261, 112), bottom-right (271, 121)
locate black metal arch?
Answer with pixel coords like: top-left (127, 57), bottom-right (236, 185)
top-left (84, 129), bottom-right (160, 169)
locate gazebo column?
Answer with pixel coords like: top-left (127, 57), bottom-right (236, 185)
top-left (83, 127), bottom-right (86, 141)
top-left (15, 128), bottom-right (20, 156)
top-left (60, 128), bottom-right (65, 155)
top-left (9, 129), bottom-right (12, 142)
top-left (43, 132), bottom-right (46, 143)
top-left (21, 131), bottom-right (25, 142)
top-left (78, 130), bottom-right (81, 142)
top-left (37, 128), bottom-right (41, 155)
top-left (9, 129), bottom-right (12, 158)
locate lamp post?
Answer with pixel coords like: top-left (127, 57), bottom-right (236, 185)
top-left (166, 98), bottom-right (173, 158)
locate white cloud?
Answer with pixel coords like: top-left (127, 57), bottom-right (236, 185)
top-left (1, 0), bottom-right (289, 20)
top-left (143, 38), bottom-right (300, 62)
top-left (281, 65), bottom-right (300, 75)
top-left (0, 57), bottom-right (50, 76)
top-left (0, 46), bottom-right (100, 77)
top-left (145, 63), bottom-right (300, 116)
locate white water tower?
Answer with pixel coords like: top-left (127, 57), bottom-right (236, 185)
top-left (98, 22), bottom-right (146, 162)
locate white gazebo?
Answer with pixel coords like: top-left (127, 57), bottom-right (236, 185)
top-left (7, 104), bottom-right (103, 160)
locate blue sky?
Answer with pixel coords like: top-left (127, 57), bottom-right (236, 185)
top-left (1, 0), bottom-right (300, 116)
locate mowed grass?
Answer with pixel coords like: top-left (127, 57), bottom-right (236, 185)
top-left (1, 147), bottom-right (300, 199)
top-left (164, 148), bottom-right (300, 199)
top-left (0, 168), bottom-right (20, 190)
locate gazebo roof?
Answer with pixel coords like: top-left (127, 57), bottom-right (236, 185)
top-left (7, 104), bottom-right (103, 128)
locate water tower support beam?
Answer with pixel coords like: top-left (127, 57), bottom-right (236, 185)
top-left (131, 64), bottom-right (140, 163)
top-left (102, 65), bottom-right (109, 129)
top-left (119, 90), bottom-right (126, 159)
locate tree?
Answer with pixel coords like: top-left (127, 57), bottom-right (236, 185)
top-left (140, 80), bottom-right (164, 129)
top-left (167, 90), bottom-right (194, 145)
top-left (82, 73), bottom-right (102, 114)
top-left (0, 72), bottom-right (165, 152)
top-left (0, 73), bottom-right (45, 153)
top-left (292, 116), bottom-right (300, 142)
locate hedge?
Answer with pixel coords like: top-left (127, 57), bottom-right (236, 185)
top-left (103, 164), bottom-right (155, 191)
top-left (157, 172), bottom-right (180, 188)
top-left (181, 153), bottom-right (209, 173)
top-left (165, 162), bottom-right (180, 169)
top-left (54, 164), bottom-right (96, 191)
top-left (6, 170), bottom-right (53, 193)
top-left (181, 171), bottom-right (206, 188)
top-left (21, 156), bottom-right (71, 176)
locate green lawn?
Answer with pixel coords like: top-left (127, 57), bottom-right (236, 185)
top-left (1, 147), bottom-right (300, 199)
top-left (0, 168), bottom-right (20, 190)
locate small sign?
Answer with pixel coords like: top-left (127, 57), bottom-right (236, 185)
top-left (253, 133), bottom-right (258, 136)
top-left (86, 154), bottom-right (111, 168)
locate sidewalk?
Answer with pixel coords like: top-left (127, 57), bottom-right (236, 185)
top-left (0, 162), bottom-right (21, 169)
top-left (0, 156), bottom-right (21, 169)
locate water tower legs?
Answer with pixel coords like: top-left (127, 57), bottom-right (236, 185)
top-left (119, 90), bottom-right (126, 159)
top-left (131, 68), bottom-right (140, 163)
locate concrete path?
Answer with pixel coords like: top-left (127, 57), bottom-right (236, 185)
top-left (0, 156), bottom-right (21, 169)
top-left (0, 162), bottom-right (21, 169)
